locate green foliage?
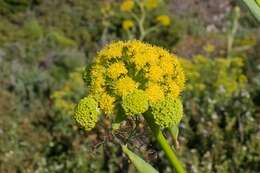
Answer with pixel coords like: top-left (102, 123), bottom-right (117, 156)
top-left (179, 54), bottom-right (258, 173)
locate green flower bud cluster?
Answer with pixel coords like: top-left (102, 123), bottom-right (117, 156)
top-left (151, 96), bottom-right (183, 128)
top-left (122, 90), bottom-right (149, 115)
top-left (73, 97), bottom-right (99, 131)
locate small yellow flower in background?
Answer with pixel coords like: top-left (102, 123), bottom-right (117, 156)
top-left (144, 0), bottom-right (159, 10)
top-left (99, 93), bottom-right (115, 114)
top-left (203, 43), bottom-right (215, 53)
top-left (122, 20), bottom-right (134, 30)
top-left (120, 0), bottom-right (135, 12)
top-left (51, 68), bottom-right (85, 115)
top-left (114, 76), bottom-right (138, 96)
top-left (156, 15), bottom-right (170, 26)
top-left (107, 62), bottom-right (128, 79)
top-left (101, 3), bottom-right (114, 17)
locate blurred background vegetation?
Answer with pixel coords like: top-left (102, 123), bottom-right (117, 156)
top-left (0, 0), bottom-right (259, 172)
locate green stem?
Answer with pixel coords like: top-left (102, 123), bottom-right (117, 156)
top-left (144, 114), bottom-right (186, 173)
top-left (227, 7), bottom-right (240, 58)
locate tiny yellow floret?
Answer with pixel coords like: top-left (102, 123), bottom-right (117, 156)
top-left (108, 62), bottom-right (128, 79)
top-left (147, 65), bottom-right (164, 81)
top-left (99, 93), bottom-right (115, 114)
top-left (120, 0), bottom-right (134, 12)
top-left (122, 20), bottom-right (134, 30)
top-left (145, 83), bottom-right (164, 103)
top-left (144, 0), bottom-right (159, 9)
top-left (156, 15), bottom-right (170, 26)
top-left (114, 76), bottom-right (138, 96)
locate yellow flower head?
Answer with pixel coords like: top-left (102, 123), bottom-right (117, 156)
top-left (144, 0), bottom-right (159, 10)
top-left (122, 20), bottom-right (134, 30)
top-left (114, 76), bottom-right (138, 96)
top-left (99, 93), bottom-right (115, 114)
top-left (98, 41), bottom-right (125, 60)
top-left (145, 83), bottom-right (164, 103)
top-left (120, 0), bottom-right (135, 12)
top-left (203, 43), bottom-right (215, 53)
top-left (167, 80), bottom-right (181, 98)
top-left (108, 62), bottom-right (128, 79)
top-left (77, 40), bottom-right (185, 129)
top-left (146, 65), bottom-right (164, 81)
top-left (156, 15), bottom-right (170, 26)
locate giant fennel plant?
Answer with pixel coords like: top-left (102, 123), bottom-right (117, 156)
top-left (73, 40), bottom-right (186, 173)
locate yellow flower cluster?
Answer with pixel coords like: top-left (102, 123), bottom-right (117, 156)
top-left (180, 55), bottom-right (247, 97)
top-left (144, 0), bottom-right (159, 9)
top-left (75, 40), bottom-right (185, 130)
top-left (122, 20), bottom-right (134, 30)
top-left (99, 93), bottom-right (115, 114)
top-left (120, 0), bottom-right (135, 12)
top-left (114, 76), bottom-right (138, 96)
top-left (108, 62), bottom-right (128, 79)
top-left (203, 43), bottom-right (215, 53)
top-left (156, 15), bottom-right (170, 26)
top-left (51, 69), bottom-right (85, 115)
top-left (145, 83), bottom-right (164, 103)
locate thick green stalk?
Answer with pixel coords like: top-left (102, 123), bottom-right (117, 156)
top-left (144, 114), bottom-right (186, 173)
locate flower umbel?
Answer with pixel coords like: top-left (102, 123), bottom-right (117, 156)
top-left (151, 96), bottom-right (183, 128)
top-left (99, 93), bottom-right (115, 115)
top-left (120, 0), bottom-right (135, 12)
top-left (144, 0), bottom-right (159, 9)
top-left (73, 97), bottom-right (99, 131)
top-left (122, 90), bottom-right (149, 115)
top-left (122, 20), bottom-right (134, 30)
top-left (77, 40), bottom-right (185, 129)
top-left (107, 62), bottom-right (128, 79)
top-left (156, 15), bottom-right (170, 26)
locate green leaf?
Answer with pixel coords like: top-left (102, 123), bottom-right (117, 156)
top-left (242, 0), bottom-right (260, 23)
top-left (122, 145), bottom-right (159, 173)
top-left (169, 125), bottom-right (179, 141)
top-left (256, 0), bottom-right (260, 7)
top-left (168, 125), bottom-right (180, 149)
